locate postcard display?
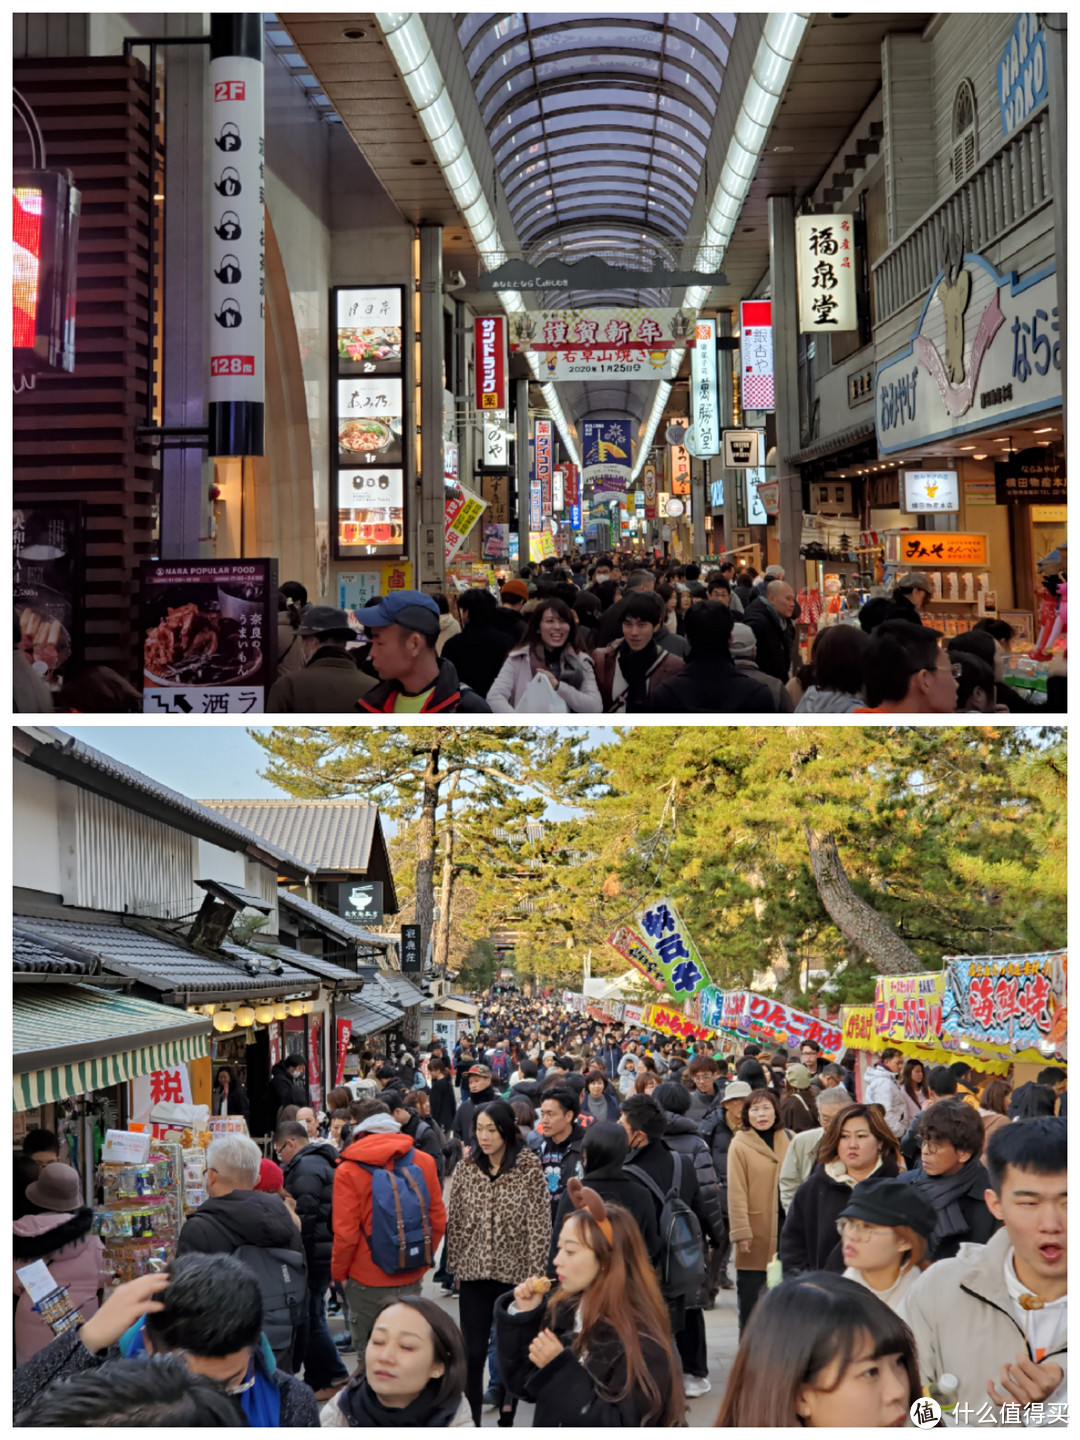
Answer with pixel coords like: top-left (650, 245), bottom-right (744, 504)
top-left (332, 285), bottom-right (410, 561)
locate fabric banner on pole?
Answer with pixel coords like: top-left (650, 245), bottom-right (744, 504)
top-left (606, 923), bottom-right (667, 993)
top-left (635, 897), bottom-right (712, 997)
top-left (841, 1006), bottom-right (876, 1051)
top-left (874, 973), bottom-right (945, 1044)
top-left (734, 993), bottom-right (843, 1059)
top-left (335, 1019), bottom-right (352, 1087)
top-left (643, 1002), bottom-right (717, 1044)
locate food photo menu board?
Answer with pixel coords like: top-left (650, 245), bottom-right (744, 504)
top-left (332, 285), bottom-right (409, 560)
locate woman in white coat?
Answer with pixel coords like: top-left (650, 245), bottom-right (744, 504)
top-left (486, 598), bottom-right (601, 712)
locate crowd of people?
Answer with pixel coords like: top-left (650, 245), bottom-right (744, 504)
top-left (13, 983), bottom-right (1067, 1427)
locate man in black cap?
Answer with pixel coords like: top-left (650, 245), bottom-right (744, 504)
top-left (356, 591), bottom-right (491, 714)
top-left (266, 606), bottom-right (377, 712)
top-left (882, 571), bottom-right (933, 626)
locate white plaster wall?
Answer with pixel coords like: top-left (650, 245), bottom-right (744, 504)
top-left (13, 765), bottom-right (62, 896)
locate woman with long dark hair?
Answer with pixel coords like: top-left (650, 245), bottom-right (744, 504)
top-left (495, 1180), bottom-right (685, 1426)
top-left (212, 1064), bottom-right (250, 1121)
top-left (486, 598), bottom-right (601, 712)
top-left (899, 1058), bottom-right (929, 1124)
top-left (322, 1295), bottom-right (472, 1427)
top-left (446, 1100), bottom-right (551, 1424)
top-left (726, 1090), bottom-right (792, 1331)
top-left (977, 1077), bottom-right (1012, 1161)
top-left (549, 1122), bottom-right (660, 1268)
top-left (778, 1103), bottom-right (902, 1277)
top-left (715, 1271), bottom-right (919, 1427)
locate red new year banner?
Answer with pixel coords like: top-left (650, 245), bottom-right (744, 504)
top-left (475, 316), bottom-right (507, 411)
top-left (335, 1019), bottom-right (353, 1087)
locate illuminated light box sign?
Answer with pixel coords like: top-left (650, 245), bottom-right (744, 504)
top-left (901, 470), bottom-right (960, 513)
top-left (740, 300), bottom-right (774, 410)
top-left (338, 468), bottom-right (405, 557)
top-left (337, 287), bottom-right (403, 376)
top-left (690, 317), bottom-right (719, 456)
top-left (888, 532), bottom-right (989, 567)
top-left (475, 314), bottom-right (507, 409)
top-left (795, 215), bottom-right (857, 332)
top-left (13, 169), bottom-right (81, 374)
top-left (535, 418), bottom-right (552, 516)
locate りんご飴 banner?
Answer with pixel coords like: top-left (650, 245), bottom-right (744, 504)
top-left (732, 993), bottom-right (843, 1060)
top-left (635, 897), bottom-right (712, 998)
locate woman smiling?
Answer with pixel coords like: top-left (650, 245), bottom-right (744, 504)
top-left (486, 598), bottom-right (601, 712)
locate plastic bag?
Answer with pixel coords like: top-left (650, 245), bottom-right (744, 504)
top-left (517, 671), bottom-right (569, 713)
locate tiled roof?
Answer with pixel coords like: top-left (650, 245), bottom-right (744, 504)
top-left (368, 970), bottom-right (425, 1009)
top-left (195, 879), bottom-right (273, 913)
top-left (215, 941), bottom-right (320, 987)
top-left (18, 730), bottom-right (309, 873)
top-left (14, 926), bottom-right (96, 975)
top-left (202, 799), bottom-right (379, 873)
top-left (16, 916), bottom-right (311, 1000)
top-left (277, 889), bottom-right (396, 951)
top-left (337, 991), bottom-right (403, 1032)
top-left (245, 943), bottom-right (360, 986)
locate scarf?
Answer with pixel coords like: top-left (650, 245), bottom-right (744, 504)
top-left (907, 1156), bottom-right (987, 1252)
top-left (120, 1317), bottom-right (281, 1427)
top-left (616, 639), bottom-right (658, 711)
top-left (536, 644), bottom-right (584, 689)
top-left (337, 1376), bottom-right (461, 1428)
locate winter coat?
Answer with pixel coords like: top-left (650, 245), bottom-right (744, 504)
top-left (428, 1076), bottom-right (458, 1133)
top-left (897, 1229), bottom-right (1067, 1400)
top-left (322, 1382), bottom-right (474, 1427)
top-left (494, 1291), bottom-right (678, 1427)
top-left (779, 1154), bottom-right (899, 1275)
top-left (779, 1088), bottom-right (819, 1134)
top-left (526, 1123), bottom-right (587, 1218)
top-left (625, 1138), bottom-right (723, 1249)
top-left (266, 646), bottom-right (378, 712)
top-left (596, 1043), bottom-right (624, 1080)
top-left (212, 1080), bottom-right (251, 1120)
top-left (979, 1108), bottom-right (1010, 1163)
top-left (616, 1054), bottom-right (639, 1097)
top-left (175, 1186), bottom-right (308, 1274)
top-left (435, 612), bottom-right (461, 656)
top-left (549, 1164), bottom-right (661, 1269)
top-left (589, 641), bottom-right (684, 712)
top-left (662, 1114), bottom-right (725, 1243)
top-left (331, 1130), bottom-right (446, 1287)
top-left (358, 657), bottom-right (491, 714)
top-left (734, 657), bottom-right (793, 711)
top-left (699, 1109), bottom-right (739, 1215)
top-left (649, 654), bottom-right (775, 713)
top-left (486, 646), bottom-right (602, 713)
top-left (726, 1126), bottom-right (793, 1272)
top-left (446, 1146), bottom-right (551, 1284)
top-left (897, 1157), bottom-right (998, 1263)
top-left (581, 1088), bottom-right (622, 1124)
top-left (12, 1321), bottom-right (320, 1427)
top-left (452, 1085), bottom-right (497, 1148)
top-left (778, 1126), bottom-right (825, 1211)
top-left (440, 623), bottom-right (515, 697)
top-left (281, 1140), bottom-right (339, 1278)
top-left (795, 685), bottom-right (862, 714)
top-left (276, 615), bottom-right (305, 679)
top-left (268, 1060), bottom-right (307, 1123)
top-left (13, 1209), bottom-right (109, 1365)
top-left (742, 596), bottom-right (795, 683)
top-left (863, 1063), bottom-right (908, 1137)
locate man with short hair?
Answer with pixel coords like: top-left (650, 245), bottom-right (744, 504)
top-left (949, 1060), bottom-right (984, 1109)
top-left (777, 1083), bottom-right (855, 1210)
top-left (590, 589), bottom-right (684, 711)
top-left (743, 580), bottom-right (798, 682)
top-left (357, 590), bottom-right (491, 713)
top-left (452, 1063), bottom-right (497, 1147)
top-left (266, 607), bottom-right (376, 713)
top-left (14, 1256), bottom-right (320, 1425)
top-left (651, 600), bottom-right (774, 712)
top-left (882, 570), bottom-right (932, 626)
top-left (295, 1107), bottom-right (320, 1140)
top-left (899, 1118), bottom-right (1065, 1413)
top-left (729, 621), bottom-right (793, 710)
top-left (440, 587), bottom-right (516, 695)
top-left (863, 1046), bottom-right (908, 1137)
top-left (899, 1098), bottom-right (998, 1262)
top-left (527, 1088), bottom-right (586, 1223)
top-left (685, 1055), bottom-right (722, 1123)
top-left (855, 619), bottom-right (958, 713)
top-left (799, 1040), bottom-right (823, 1081)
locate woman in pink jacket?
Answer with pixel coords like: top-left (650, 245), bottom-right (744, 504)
top-left (13, 1162), bottom-right (109, 1365)
top-left (486, 599), bottom-right (602, 712)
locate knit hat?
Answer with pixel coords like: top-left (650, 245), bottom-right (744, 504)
top-left (25, 1162), bottom-right (82, 1212)
top-left (255, 1158), bottom-right (285, 1193)
top-left (500, 579), bottom-right (529, 602)
top-left (721, 1080), bottom-right (752, 1104)
top-left (839, 1175), bottom-right (938, 1239)
top-left (785, 1063), bottom-right (813, 1091)
top-left (729, 622), bottom-right (757, 659)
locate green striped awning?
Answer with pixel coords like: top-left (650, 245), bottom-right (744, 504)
top-left (14, 984), bottom-right (211, 1113)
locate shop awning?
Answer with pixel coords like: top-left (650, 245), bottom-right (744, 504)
top-left (14, 983), bottom-right (212, 1112)
top-left (438, 996), bottom-right (479, 1018)
top-left (252, 944), bottom-right (360, 986)
top-left (785, 419), bottom-right (877, 467)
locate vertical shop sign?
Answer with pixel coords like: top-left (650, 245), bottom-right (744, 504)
top-left (401, 924), bottom-right (422, 975)
top-left (208, 16), bottom-right (265, 456)
top-left (535, 419), bottom-right (552, 517)
top-left (307, 1013), bottom-right (322, 1108)
top-left (643, 463), bottom-right (657, 520)
top-left (268, 1021), bottom-right (282, 1070)
top-left (552, 466), bottom-right (565, 513)
top-left (795, 216), bottom-right (857, 332)
top-left (482, 412), bottom-right (509, 467)
top-left (562, 462), bottom-right (579, 510)
top-left (690, 317), bottom-right (719, 456)
top-left (445, 482), bottom-right (488, 561)
top-left (740, 300), bottom-right (775, 410)
top-left (335, 1019), bottom-right (352, 1087)
top-left (140, 558), bottom-right (277, 713)
top-left (475, 315), bottom-right (507, 410)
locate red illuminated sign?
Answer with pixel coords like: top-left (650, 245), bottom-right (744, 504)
top-left (13, 186), bottom-right (43, 350)
top-left (475, 315), bottom-right (507, 411)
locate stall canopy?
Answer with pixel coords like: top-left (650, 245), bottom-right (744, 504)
top-left (438, 995), bottom-right (479, 1018)
top-left (14, 983), bottom-right (211, 1111)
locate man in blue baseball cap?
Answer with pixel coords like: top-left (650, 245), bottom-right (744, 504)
top-left (356, 591), bottom-right (491, 713)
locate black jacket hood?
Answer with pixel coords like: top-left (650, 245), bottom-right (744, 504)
top-left (186, 1187), bottom-right (302, 1249)
top-left (13, 1206), bottom-right (95, 1260)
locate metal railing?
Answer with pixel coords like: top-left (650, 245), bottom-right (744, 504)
top-left (873, 103), bottom-right (1052, 323)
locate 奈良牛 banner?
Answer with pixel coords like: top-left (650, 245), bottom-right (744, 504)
top-left (940, 950), bottom-right (1066, 1059)
top-left (635, 897), bottom-right (712, 997)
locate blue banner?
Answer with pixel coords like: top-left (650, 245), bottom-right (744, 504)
top-left (570, 503), bottom-right (581, 529)
top-left (583, 420), bottom-right (632, 496)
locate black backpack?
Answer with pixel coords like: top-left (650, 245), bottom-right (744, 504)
top-left (233, 1242), bottom-right (308, 1371)
top-left (628, 1152), bottom-right (706, 1301)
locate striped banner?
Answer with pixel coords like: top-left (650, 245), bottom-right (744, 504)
top-left (15, 1032), bottom-right (209, 1113)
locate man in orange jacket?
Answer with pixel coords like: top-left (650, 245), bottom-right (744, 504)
top-left (332, 1101), bottom-right (446, 1364)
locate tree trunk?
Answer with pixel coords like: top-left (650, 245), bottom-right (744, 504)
top-left (434, 794), bottom-right (455, 975)
top-left (804, 825), bottom-right (922, 975)
top-left (414, 746), bottom-right (440, 968)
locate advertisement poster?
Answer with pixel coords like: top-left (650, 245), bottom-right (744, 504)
top-left (381, 559), bottom-right (413, 593)
top-left (635, 897), bottom-right (712, 997)
top-left (482, 522), bottom-right (510, 561)
top-left (14, 502), bottom-right (84, 685)
top-left (445, 483), bottom-right (488, 561)
top-left (475, 315), bottom-right (507, 410)
top-left (642, 463), bottom-right (657, 520)
top-left (583, 420), bottom-right (632, 495)
top-left (308, 1014), bottom-right (322, 1109)
top-left (698, 987), bottom-right (724, 1031)
top-left (528, 531), bottom-right (556, 563)
top-left (140, 558), bottom-right (277, 713)
top-left (606, 923), bottom-right (667, 993)
top-left (336, 287), bottom-right (403, 376)
top-left (736, 993), bottom-right (844, 1059)
top-left (338, 467), bottom-right (405, 556)
top-left (740, 299), bottom-right (775, 410)
top-left (941, 950), bottom-right (1066, 1057)
top-left (539, 349), bottom-right (686, 380)
top-left (509, 306), bottom-right (696, 353)
top-left (874, 973), bottom-right (946, 1044)
top-left (338, 570), bottom-right (381, 614)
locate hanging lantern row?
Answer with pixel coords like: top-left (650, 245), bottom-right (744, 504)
top-left (188, 996), bottom-right (315, 1033)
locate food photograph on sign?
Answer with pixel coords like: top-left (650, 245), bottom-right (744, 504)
top-left (337, 468), bottom-right (405, 556)
top-left (337, 378), bottom-right (404, 465)
top-left (336, 287), bottom-right (403, 374)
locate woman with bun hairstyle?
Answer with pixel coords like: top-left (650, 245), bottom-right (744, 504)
top-left (715, 1271), bottom-right (919, 1427)
top-left (494, 1179), bottom-right (685, 1426)
top-left (486, 598), bottom-right (602, 712)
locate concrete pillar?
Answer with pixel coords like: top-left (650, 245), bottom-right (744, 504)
top-left (768, 194), bottom-right (802, 582)
top-left (692, 452), bottom-right (707, 560)
top-left (417, 224), bottom-right (445, 591)
top-left (717, 309), bottom-right (737, 557)
top-left (1045, 15), bottom-right (1067, 452)
top-left (160, 20), bottom-right (211, 557)
top-left (515, 378), bottom-right (530, 571)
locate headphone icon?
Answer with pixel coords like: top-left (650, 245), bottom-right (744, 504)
top-left (214, 297), bottom-right (243, 328)
top-left (214, 211), bottom-right (242, 240)
top-left (215, 167), bottom-right (242, 196)
top-left (214, 254), bottom-right (242, 284)
top-left (215, 122), bottom-right (241, 152)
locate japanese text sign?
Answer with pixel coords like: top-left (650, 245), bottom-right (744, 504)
top-left (841, 1006), bottom-right (876, 1050)
top-left (941, 950), bottom-right (1065, 1056)
top-left (740, 300), bottom-right (775, 410)
top-left (508, 306), bottom-right (696, 353)
top-left (606, 923), bottom-right (667, 993)
top-left (994, 446), bottom-right (1066, 503)
top-left (795, 215), bottom-right (857, 332)
top-left (698, 987), bottom-right (725, 1032)
top-left (482, 412), bottom-right (509, 468)
top-left (643, 463), bottom-right (658, 520)
top-left (736, 993), bottom-right (843, 1059)
top-left (643, 1003), bottom-right (716, 1044)
top-left (897, 533), bottom-right (988, 567)
top-left (445, 482), bottom-right (487, 561)
top-left (535, 419), bottom-right (552, 517)
top-left (999, 14), bottom-right (1047, 137)
top-left (721, 991), bottom-right (750, 1029)
top-left (475, 315), bottom-right (507, 410)
top-left (635, 897), bottom-right (712, 997)
top-left (874, 974), bottom-right (946, 1044)
top-left (901, 470), bottom-right (960, 514)
top-left (690, 317), bottom-right (719, 457)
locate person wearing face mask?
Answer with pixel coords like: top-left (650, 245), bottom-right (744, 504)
top-left (322, 1297), bottom-right (471, 1427)
top-left (727, 1090), bottom-right (794, 1331)
top-left (779, 1104), bottom-right (902, 1279)
top-left (494, 1180), bottom-right (685, 1426)
top-left (486, 598), bottom-right (602, 712)
top-left (716, 1271), bottom-right (919, 1427)
top-left (266, 607), bottom-right (377, 712)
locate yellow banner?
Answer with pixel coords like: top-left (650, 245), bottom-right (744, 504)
top-left (643, 1002), bottom-right (717, 1044)
top-left (874, 973), bottom-right (946, 1044)
top-left (841, 1006), bottom-right (876, 1050)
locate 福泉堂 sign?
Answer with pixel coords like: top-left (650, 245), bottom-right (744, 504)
top-left (875, 255), bottom-right (1059, 455)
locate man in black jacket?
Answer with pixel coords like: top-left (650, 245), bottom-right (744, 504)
top-left (267, 1053), bottom-right (308, 1130)
top-left (650, 601), bottom-right (775, 712)
top-left (440, 588), bottom-right (516, 696)
top-left (275, 1121), bottom-right (349, 1401)
top-left (426, 1056), bottom-right (458, 1133)
top-left (452, 1063), bottom-right (497, 1147)
top-left (742, 580), bottom-right (798, 683)
top-left (898, 1099), bottom-right (999, 1262)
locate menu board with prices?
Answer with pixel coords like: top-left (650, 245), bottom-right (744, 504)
top-left (332, 285), bottom-right (408, 559)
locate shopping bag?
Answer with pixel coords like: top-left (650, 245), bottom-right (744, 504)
top-left (517, 671), bottom-right (569, 713)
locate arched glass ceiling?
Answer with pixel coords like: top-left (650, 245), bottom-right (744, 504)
top-left (455, 12), bottom-right (736, 303)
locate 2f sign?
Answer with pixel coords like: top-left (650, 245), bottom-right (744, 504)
top-left (214, 80), bottom-right (246, 102)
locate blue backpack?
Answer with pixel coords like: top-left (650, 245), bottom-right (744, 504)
top-left (351, 1147), bottom-right (435, 1276)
